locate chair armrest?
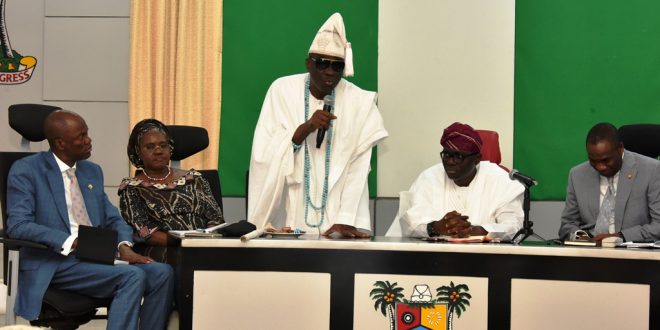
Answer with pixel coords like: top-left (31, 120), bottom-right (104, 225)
top-left (0, 229), bottom-right (48, 250)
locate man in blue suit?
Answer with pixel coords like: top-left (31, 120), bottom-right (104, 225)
top-left (7, 110), bottom-right (174, 330)
top-left (559, 122), bottom-right (660, 242)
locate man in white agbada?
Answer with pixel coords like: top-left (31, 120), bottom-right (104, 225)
top-left (248, 13), bottom-right (388, 238)
top-left (387, 122), bottom-right (524, 240)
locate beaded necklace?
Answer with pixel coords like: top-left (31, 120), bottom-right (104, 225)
top-left (303, 75), bottom-right (334, 229)
top-left (142, 166), bottom-right (171, 182)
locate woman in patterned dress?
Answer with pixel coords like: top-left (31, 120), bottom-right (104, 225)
top-left (119, 119), bottom-right (224, 263)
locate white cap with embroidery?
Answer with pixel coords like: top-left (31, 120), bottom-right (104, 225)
top-left (308, 12), bottom-right (354, 77)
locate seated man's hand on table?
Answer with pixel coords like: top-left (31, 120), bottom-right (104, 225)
top-left (571, 231), bottom-right (620, 246)
top-left (591, 233), bottom-right (622, 247)
top-left (454, 225), bottom-right (488, 238)
top-left (573, 230), bottom-right (592, 241)
top-left (435, 211), bottom-right (488, 238)
top-left (322, 224), bottom-right (370, 239)
top-left (592, 233), bottom-right (620, 241)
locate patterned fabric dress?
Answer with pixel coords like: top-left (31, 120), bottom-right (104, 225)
top-left (118, 170), bottom-right (224, 262)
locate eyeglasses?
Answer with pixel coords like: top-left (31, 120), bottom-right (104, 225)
top-left (440, 150), bottom-right (478, 163)
top-left (309, 56), bottom-right (345, 72)
top-left (142, 142), bottom-right (172, 153)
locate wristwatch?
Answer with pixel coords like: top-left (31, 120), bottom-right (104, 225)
top-left (427, 221), bottom-right (440, 237)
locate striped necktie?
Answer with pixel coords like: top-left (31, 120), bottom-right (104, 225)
top-left (594, 177), bottom-right (615, 235)
top-left (65, 168), bottom-right (92, 227)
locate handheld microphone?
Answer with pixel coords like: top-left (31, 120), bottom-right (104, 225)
top-left (509, 169), bottom-right (538, 187)
top-left (316, 94), bottom-right (335, 148)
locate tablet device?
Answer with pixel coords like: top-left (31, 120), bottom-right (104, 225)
top-left (76, 225), bottom-right (118, 265)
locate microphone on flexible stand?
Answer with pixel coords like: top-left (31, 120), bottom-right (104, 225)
top-left (509, 169), bottom-right (538, 187)
top-left (508, 169), bottom-right (545, 244)
top-left (316, 94), bottom-right (335, 148)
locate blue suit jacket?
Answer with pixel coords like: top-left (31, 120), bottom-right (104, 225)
top-left (559, 150), bottom-right (660, 241)
top-left (6, 151), bottom-right (133, 319)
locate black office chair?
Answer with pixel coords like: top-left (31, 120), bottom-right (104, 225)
top-left (8, 104), bottom-right (62, 150)
top-left (0, 104), bottom-right (110, 329)
top-left (619, 124), bottom-right (660, 159)
top-left (167, 125), bottom-right (223, 211)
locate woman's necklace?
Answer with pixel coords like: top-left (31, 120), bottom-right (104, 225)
top-left (143, 166), bottom-right (171, 181)
top-left (303, 75), bottom-right (334, 229)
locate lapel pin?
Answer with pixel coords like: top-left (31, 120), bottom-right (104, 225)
top-left (87, 184), bottom-right (93, 190)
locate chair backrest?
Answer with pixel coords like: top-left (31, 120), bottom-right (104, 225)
top-left (3, 104), bottom-right (55, 282)
top-left (165, 125), bottom-right (223, 210)
top-left (476, 129), bottom-right (509, 172)
top-left (0, 152), bottom-right (35, 282)
top-left (167, 125), bottom-right (209, 168)
top-left (619, 124), bottom-right (660, 159)
top-left (8, 104), bottom-right (60, 150)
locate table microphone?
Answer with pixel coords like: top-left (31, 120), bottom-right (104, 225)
top-left (316, 94), bottom-right (335, 148)
top-left (509, 169), bottom-right (538, 187)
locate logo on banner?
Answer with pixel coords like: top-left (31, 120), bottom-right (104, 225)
top-left (370, 281), bottom-right (472, 330)
top-left (0, 0), bottom-right (37, 85)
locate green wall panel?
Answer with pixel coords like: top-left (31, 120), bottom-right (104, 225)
top-left (514, 0), bottom-right (660, 200)
top-left (219, 0), bottom-right (378, 196)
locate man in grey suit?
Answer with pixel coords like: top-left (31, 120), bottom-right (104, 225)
top-left (7, 110), bottom-right (174, 329)
top-left (559, 122), bottom-right (660, 242)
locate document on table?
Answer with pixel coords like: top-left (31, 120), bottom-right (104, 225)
top-left (169, 223), bottom-right (230, 238)
top-left (618, 241), bottom-right (660, 249)
top-left (423, 235), bottom-right (487, 243)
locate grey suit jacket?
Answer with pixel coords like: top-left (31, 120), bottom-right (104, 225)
top-left (6, 151), bottom-right (133, 319)
top-left (559, 150), bottom-right (660, 241)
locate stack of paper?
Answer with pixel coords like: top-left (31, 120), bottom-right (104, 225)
top-left (169, 223), bottom-right (230, 238)
top-left (618, 241), bottom-right (660, 249)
